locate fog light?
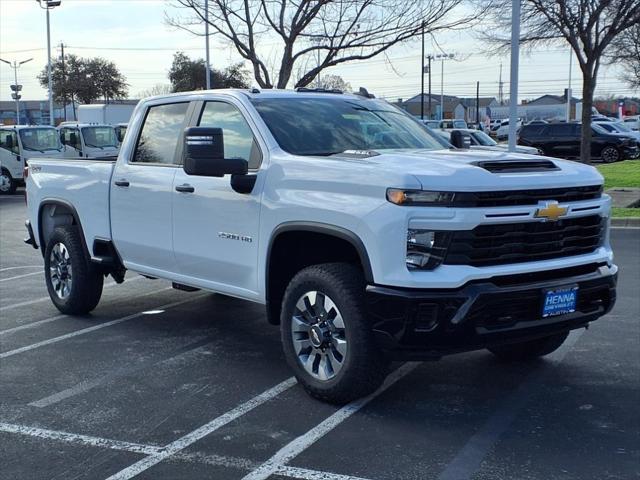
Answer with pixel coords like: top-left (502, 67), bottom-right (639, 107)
top-left (406, 229), bottom-right (450, 270)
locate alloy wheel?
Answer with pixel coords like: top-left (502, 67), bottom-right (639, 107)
top-left (49, 242), bottom-right (73, 299)
top-left (290, 290), bottom-right (347, 381)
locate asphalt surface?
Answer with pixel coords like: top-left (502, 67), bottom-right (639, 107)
top-left (1, 190), bottom-right (638, 480)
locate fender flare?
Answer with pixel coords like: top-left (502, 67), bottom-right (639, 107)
top-left (37, 198), bottom-right (90, 259)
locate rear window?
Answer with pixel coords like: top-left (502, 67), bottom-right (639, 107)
top-left (549, 124), bottom-right (577, 136)
top-left (520, 125), bottom-right (547, 136)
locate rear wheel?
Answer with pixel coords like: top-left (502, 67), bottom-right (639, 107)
top-left (44, 225), bottom-right (104, 314)
top-left (280, 263), bottom-right (388, 404)
top-left (0, 168), bottom-right (17, 195)
top-left (488, 331), bottom-right (569, 362)
top-left (601, 145), bottom-right (621, 163)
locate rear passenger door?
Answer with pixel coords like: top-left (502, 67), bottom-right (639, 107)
top-left (551, 124), bottom-right (579, 157)
top-left (110, 101), bottom-right (191, 276)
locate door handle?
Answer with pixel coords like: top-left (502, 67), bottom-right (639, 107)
top-left (175, 184), bottom-right (195, 193)
top-left (114, 179), bottom-right (130, 187)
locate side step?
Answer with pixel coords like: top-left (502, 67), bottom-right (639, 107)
top-left (172, 282), bottom-right (200, 292)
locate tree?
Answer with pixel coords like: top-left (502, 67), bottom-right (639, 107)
top-left (167, 0), bottom-right (480, 89)
top-left (610, 24), bottom-right (640, 90)
top-left (137, 83), bottom-right (174, 98)
top-left (483, 0), bottom-right (640, 163)
top-left (39, 55), bottom-right (128, 108)
top-left (318, 74), bottom-right (352, 92)
top-left (168, 51), bottom-right (250, 92)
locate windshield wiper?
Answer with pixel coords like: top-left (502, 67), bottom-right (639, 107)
top-left (23, 146), bottom-right (47, 153)
top-left (84, 142), bottom-right (104, 149)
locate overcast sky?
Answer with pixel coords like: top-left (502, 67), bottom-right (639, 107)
top-left (0, 0), bottom-right (636, 104)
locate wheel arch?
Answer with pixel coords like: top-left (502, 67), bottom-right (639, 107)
top-left (265, 221), bottom-right (374, 325)
top-left (37, 199), bottom-right (90, 259)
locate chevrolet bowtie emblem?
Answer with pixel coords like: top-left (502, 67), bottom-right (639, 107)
top-left (535, 201), bottom-right (568, 222)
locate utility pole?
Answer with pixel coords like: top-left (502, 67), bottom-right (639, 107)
top-left (498, 63), bottom-right (504, 105)
top-left (507, 0), bottom-right (521, 152)
top-left (60, 42), bottom-right (67, 121)
top-left (435, 53), bottom-right (454, 120)
top-left (566, 48), bottom-right (572, 122)
top-left (421, 22), bottom-right (425, 120)
top-left (205, 0), bottom-right (211, 89)
top-left (428, 55), bottom-right (432, 119)
top-left (37, 0), bottom-right (61, 125)
top-left (476, 81), bottom-right (480, 126)
top-left (0, 58), bottom-right (33, 125)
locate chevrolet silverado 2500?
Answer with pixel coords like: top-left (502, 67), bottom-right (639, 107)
top-left (25, 89), bottom-right (617, 403)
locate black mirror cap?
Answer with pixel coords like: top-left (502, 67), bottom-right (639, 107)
top-left (451, 130), bottom-right (471, 149)
top-left (183, 126), bottom-right (248, 177)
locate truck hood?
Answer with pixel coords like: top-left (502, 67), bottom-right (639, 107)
top-left (351, 148), bottom-right (604, 191)
top-left (471, 144), bottom-right (541, 155)
top-left (23, 149), bottom-right (65, 160)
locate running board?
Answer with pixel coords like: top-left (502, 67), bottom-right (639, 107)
top-left (172, 282), bottom-right (200, 292)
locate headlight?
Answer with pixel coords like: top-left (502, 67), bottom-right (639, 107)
top-left (387, 189), bottom-right (455, 206)
top-left (406, 229), bottom-right (450, 270)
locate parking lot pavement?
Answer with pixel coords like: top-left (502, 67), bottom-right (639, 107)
top-left (1, 192), bottom-right (638, 480)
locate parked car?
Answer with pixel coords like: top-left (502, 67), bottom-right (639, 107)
top-left (593, 122), bottom-right (640, 158)
top-left (58, 122), bottom-right (120, 159)
top-left (494, 119), bottom-right (522, 141)
top-left (518, 122), bottom-right (638, 162)
top-left (440, 119), bottom-right (468, 129)
top-left (623, 116), bottom-right (639, 131)
top-left (421, 119), bottom-right (441, 129)
top-left (26, 89), bottom-right (617, 403)
top-left (0, 125), bottom-right (64, 194)
top-left (438, 128), bottom-right (541, 155)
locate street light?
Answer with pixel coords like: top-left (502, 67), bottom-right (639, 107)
top-left (37, 0), bottom-right (62, 126)
top-left (0, 57), bottom-right (33, 125)
top-left (435, 53), bottom-right (455, 120)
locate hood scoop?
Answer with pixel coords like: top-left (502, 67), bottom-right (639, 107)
top-left (474, 159), bottom-right (559, 173)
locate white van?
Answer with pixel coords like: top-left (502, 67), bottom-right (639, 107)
top-left (58, 123), bottom-right (120, 159)
top-left (0, 126), bottom-right (64, 194)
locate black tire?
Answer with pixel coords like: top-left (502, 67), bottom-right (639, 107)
top-left (280, 263), bottom-right (388, 404)
top-left (0, 168), bottom-right (17, 195)
top-left (488, 331), bottom-right (569, 362)
top-left (601, 145), bottom-right (620, 163)
top-left (44, 225), bottom-right (104, 315)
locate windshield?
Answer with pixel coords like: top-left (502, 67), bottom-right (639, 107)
top-left (453, 120), bottom-right (467, 129)
top-left (612, 122), bottom-right (632, 132)
top-left (471, 131), bottom-right (497, 146)
top-left (81, 126), bottom-right (118, 148)
top-left (251, 97), bottom-right (445, 156)
top-left (19, 128), bottom-right (62, 152)
top-left (592, 123), bottom-right (609, 135)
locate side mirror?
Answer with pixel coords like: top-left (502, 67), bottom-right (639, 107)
top-left (450, 130), bottom-right (471, 149)
top-left (69, 132), bottom-right (77, 146)
top-left (5, 136), bottom-right (14, 150)
top-left (183, 127), bottom-right (248, 177)
top-left (59, 131), bottom-right (65, 144)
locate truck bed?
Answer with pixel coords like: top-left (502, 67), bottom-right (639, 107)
top-left (27, 158), bottom-right (116, 249)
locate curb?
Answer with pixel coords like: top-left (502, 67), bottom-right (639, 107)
top-left (611, 217), bottom-right (640, 228)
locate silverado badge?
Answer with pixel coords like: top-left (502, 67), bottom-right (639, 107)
top-left (535, 201), bottom-right (568, 222)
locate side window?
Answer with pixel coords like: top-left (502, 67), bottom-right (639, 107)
top-left (133, 102), bottom-right (189, 165)
top-left (552, 124), bottom-right (574, 137)
top-left (0, 131), bottom-right (19, 154)
top-left (198, 101), bottom-right (262, 169)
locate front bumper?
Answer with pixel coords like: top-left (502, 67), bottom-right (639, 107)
top-left (367, 263), bottom-right (617, 360)
top-left (622, 145), bottom-right (639, 158)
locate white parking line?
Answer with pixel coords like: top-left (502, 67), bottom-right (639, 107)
top-left (436, 329), bottom-right (585, 480)
top-left (241, 362), bottom-right (420, 480)
top-left (0, 265), bottom-right (41, 272)
top-left (29, 334), bottom-right (213, 408)
top-left (0, 422), bottom-right (162, 456)
top-left (0, 275), bottom-right (144, 313)
top-left (0, 421), bottom-right (371, 479)
top-left (0, 295), bottom-right (202, 360)
top-left (105, 376), bottom-right (298, 480)
top-left (0, 271), bottom-right (42, 282)
top-left (0, 287), bottom-right (172, 337)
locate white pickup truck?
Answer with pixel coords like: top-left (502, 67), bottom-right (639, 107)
top-left (25, 89), bottom-right (617, 403)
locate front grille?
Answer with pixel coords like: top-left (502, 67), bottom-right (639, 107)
top-left (452, 184), bottom-right (602, 207)
top-left (444, 215), bottom-right (605, 267)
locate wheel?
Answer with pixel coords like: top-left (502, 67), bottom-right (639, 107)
top-left (0, 168), bottom-right (17, 195)
top-left (488, 331), bottom-right (569, 362)
top-left (601, 145), bottom-right (621, 163)
top-left (280, 263), bottom-right (388, 404)
top-left (44, 225), bottom-right (104, 314)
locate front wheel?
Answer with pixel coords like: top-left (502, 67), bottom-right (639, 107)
top-left (601, 145), bottom-right (621, 163)
top-left (488, 331), bottom-right (569, 362)
top-left (280, 263), bottom-right (388, 404)
top-left (0, 168), bottom-right (17, 195)
top-left (44, 225), bottom-right (104, 314)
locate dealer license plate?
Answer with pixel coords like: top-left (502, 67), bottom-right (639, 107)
top-left (542, 286), bottom-right (578, 318)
